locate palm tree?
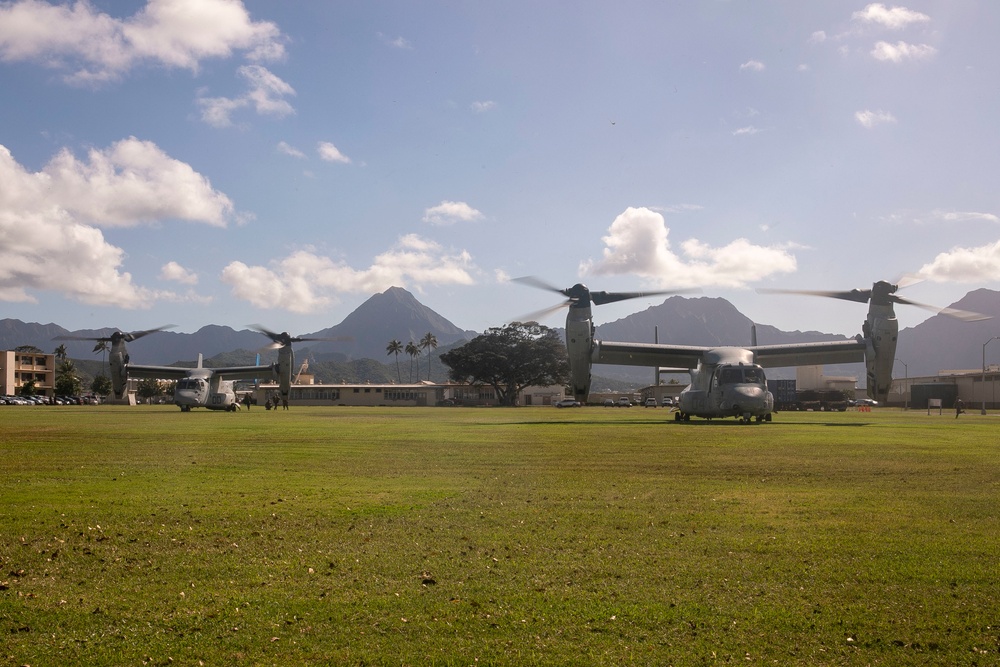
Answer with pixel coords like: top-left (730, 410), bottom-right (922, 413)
top-left (54, 344), bottom-right (68, 362)
top-left (93, 340), bottom-right (110, 377)
top-left (386, 339), bottom-right (403, 383)
top-left (405, 341), bottom-right (420, 383)
top-left (419, 332), bottom-right (438, 381)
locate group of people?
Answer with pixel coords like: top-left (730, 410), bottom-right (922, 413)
top-left (240, 393), bottom-right (288, 410)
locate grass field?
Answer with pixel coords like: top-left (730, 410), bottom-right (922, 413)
top-left (1, 405), bottom-right (999, 665)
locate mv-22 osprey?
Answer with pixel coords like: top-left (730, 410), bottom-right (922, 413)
top-left (55, 326), bottom-right (337, 411)
top-left (516, 278), bottom-right (988, 423)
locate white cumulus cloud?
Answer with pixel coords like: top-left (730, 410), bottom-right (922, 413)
top-left (0, 0), bottom-right (285, 84)
top-left (160, 261), bottom-right (199, 285)
top-left (0, 139), bottom-right (231, 307)
top-left (317, 141), bottom-right (351, 164)
top-left (855, 109), bottom-right (897, 128)
top-left (276, 141), bottom-right (306, 159)
top-left (739, 60), bottom-right (765, 72)
top-left (852, 3), bottom-right (930, 30)
top-left (580, 207), bottom-right (797, 289)
top-left (930, 210), bottom-right (1000, 224)
top-left (918, 241), bottom-right (1000, 283)
top-left (422, 201), bottom-right (484, 226)
top-left (197, 64), bottom-right (295, 127)
top-left (470, 100), bottom-right (496, 113)
top-left (378, 33), bottom-right (412, 50)
top-left (871, 40), bottom-right (936, 62)
top-left (220, 236), bottom-right (476, 313)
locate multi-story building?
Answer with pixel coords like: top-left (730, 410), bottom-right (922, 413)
top-left (0, 350), bottom-right (56, 397)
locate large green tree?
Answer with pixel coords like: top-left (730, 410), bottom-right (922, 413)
top-left (55, 359), bottom-right (83, 396)
top-left (91, 375), bottom-right (113, 397)
top-left (439, 322), bottom-right (570, 406)
top-left (137, 379), bottom-right (165, 402)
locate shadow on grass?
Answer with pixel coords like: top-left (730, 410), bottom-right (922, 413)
top-left (502, 419), bottom-right (872, 427)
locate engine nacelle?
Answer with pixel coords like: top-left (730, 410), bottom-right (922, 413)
top-left (864, 313), bottom-right (897, 403)
top-left (566, 314), bottom-right (594, 401)
top-left (276, 345), bottom-right (294, 399)
top-left (108, 341), bottom-right (129, 399)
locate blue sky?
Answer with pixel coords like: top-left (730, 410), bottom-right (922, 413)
top-left (2, 0), bottom-right (999, 340)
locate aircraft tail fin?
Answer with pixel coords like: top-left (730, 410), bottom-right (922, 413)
top-left (197, 353), bottom-right (203, 369)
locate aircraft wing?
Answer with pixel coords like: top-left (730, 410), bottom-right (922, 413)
top-left (593, 341), bottom-right (709, 369)
top-left (593, 337), bottom-right (866, 370)
top-left (125, 364), bottom-right (276, 381)
top-left (750, 337), bottom-right (866, 368)
top-left (209, 365), bottom-right (278, 381)
top-left (125, 364), bottom-right (195, 381)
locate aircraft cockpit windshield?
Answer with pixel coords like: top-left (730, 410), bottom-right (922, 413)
top-left (177, 379), bottom-right (206, 390)
top-left (718, 365), bottom-right (765, 386)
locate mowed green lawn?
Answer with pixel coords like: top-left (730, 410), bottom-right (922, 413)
top-left (1, 406), bottom-right (998, 666)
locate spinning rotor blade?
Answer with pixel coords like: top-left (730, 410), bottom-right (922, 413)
top-left (591, 289), bottom-right (694, 305)
top-left (892, 296), bottom-right (991, 322)
top-left (511, 276), bottom-right (570, 297)
top-left (511, 300), bottom-right (575, 324)
top-left (122, 325), bottom-right (176, 342)
top-left (53, 324), bottom-right (175, 343)
top-left (758, 283), bottom-right (991, 321)
top-left (514, 276), bottom-right (696, 307)
top-left (250, 325), bottom-right (350, 347)
top-left (756, 287), bottom-right (872, 304)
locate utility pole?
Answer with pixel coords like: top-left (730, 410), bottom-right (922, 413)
top-left (982, 337), bottom-right (999, 415)
top-left (894, 358), bottom-right (907, 410)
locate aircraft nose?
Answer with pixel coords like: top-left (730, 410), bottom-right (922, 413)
top-left (726, 385), bottom-right (765, 408)
top-left (735, 385), bottom-right (764, 399)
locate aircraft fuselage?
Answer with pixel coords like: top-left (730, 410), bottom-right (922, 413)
top-left (174, 373), bottom-right (240, 411)
top-left (675, 349), bottom-right (774, 423)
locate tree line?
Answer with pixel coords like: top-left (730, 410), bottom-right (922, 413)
top-left (385, 332), bottom-right (438, 383)
top-left (16, 321), bottom-right (571, 406)
top-left (388, 322), bottom-right (570, 406)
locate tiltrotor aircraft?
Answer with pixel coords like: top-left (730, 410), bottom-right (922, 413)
top-left (54, 325), bottom-right (341, 411)
top-left (515, 277), bottom-right (988, 424)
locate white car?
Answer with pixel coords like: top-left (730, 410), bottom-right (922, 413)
top-left (554, 398), bottom-right (582, 408)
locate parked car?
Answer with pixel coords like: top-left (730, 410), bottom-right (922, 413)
top-left (554, 398), bottom-right (582, 408)
top-left (643, 398), bottom-right (657, 407)
top-left (661, 397), bottom-right (674, 407)
top-left (603, 398), bottom-right (615, 407)
top-left (617, 396), bottom-right (632, 407)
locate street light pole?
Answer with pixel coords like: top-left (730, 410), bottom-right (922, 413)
top-left (895, 358), bottom-right (907, 410)
top-left (982, 337), bottom-right (999, 415)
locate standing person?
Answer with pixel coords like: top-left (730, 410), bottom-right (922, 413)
top-left (242, 393), bottom-right (252, 411)
top-left (956, 397), bottom-right (964, 418)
